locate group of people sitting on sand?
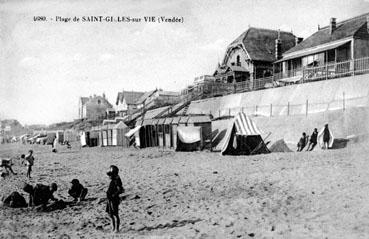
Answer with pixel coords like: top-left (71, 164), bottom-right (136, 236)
top-left (297, 124), bottom-right (332, 152)
top-left (1, 149), bottom-right (124, 233)
top-left (2, 178), bottom-right (88, 212)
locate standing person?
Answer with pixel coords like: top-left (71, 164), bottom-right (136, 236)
top-left (323, 124), bottom-right (331, 150)
top-left (21, 150), bottom-right (34, 178)
top-left (106, 165), bottom-right (124, 233)
top-left (297, 132), bottom-right (308, 152)
top-left (306, 128), bottom-right (318, 151)
top-left (52, 137), bottom-right (57, 153)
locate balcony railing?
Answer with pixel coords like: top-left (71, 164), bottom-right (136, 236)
top-left (178, 56), bottom-right (369, 106)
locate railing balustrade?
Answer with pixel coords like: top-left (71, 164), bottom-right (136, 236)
top-left (180, 56), bottom-right (369, 100)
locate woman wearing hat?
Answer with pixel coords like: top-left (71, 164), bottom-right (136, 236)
top-left (106, 165), bottom-right (124, 233)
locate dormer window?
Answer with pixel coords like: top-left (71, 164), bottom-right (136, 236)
top-left (98, 99), bottom-right (101, 104)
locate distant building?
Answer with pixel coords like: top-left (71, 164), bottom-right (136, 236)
top-left (274, 13), bottom-right (369, 80)
top-left (135, 89), bottom-right (180, 109)
top-left (115, 91), bottom-right (145, 116)
top-left (115, 89), bottom-right (180, 116)
top-left (214, 27), bottom-right (297, 87)
top-left (79, 93), bottom-right (113, 120)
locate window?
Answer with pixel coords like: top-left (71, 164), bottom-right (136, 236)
top-left (97, 99), bottom-right (101, 104)
top-left (236, 55), bottom-right (241, 66)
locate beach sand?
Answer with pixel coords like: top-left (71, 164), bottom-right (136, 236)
top-left (1, 141), bottom-right (369, 238)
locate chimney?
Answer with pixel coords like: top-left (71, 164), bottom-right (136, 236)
top-left (330, 18), bottom-right (336, 34)
top-left (102, 93), bottom-right (106, 98)
top-left (295, 37), bottom-right (304, 45)
top-left (275, 30), bottom-right (282, 60)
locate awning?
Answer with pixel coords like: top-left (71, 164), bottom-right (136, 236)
top-left (177, 126), bottom-right (201, 144)
top-left (164, 117), bottom-right (173, 124)
top-left (275, 38), bottom-right (352, 63)
top-left (125, 126), bottom-right (141, 138)
top-left (142, 119), bottom-right (152, 126)
top-left (157, 118), bottom-right (166, 124)
top-left (179, 116), bottom-right (190, 124)
top-left (277, 75), bottom-right (302, 83)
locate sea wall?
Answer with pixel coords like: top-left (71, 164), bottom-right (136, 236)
top-left (187, 74), bottom-right (369, 117)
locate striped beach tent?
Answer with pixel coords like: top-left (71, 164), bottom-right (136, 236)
top-left (220, 112), bottom-right (269, 155)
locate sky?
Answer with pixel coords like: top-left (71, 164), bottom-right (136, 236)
top-left (1, 0), bottom-right (369, 125)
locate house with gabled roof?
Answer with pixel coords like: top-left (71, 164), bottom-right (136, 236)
top-left (115, 90), bottom-right (145, 116)
top-left (274, 13), bottom-right (369, 82)
top-left (79, 94), bottom-right (113, 120)
top-left (214, 27), bottom-right (297, 87)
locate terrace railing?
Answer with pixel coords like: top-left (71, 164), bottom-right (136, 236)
top-left (302, 56), bottom-right (369, 82)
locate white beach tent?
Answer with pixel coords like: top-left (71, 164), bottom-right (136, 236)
top-left (220, 112), bottom-right (270, 155)
top-left (125, 125), bottom-right (142, 147)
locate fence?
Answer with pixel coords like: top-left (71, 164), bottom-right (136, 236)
top-left (180, 56), bottom-right (369, 100)
top-left (189, 94), bottom-right (369, 119)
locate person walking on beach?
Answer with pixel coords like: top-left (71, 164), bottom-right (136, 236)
top-left (306, 128), bottom-right (318, 151)
top-left (52, 137), bottom-right (57, 153)
top-left (297, 132), bottom-right (308, 152)
top-left (323, 124), bottom-right (331, 150)
top-left (21, 150), bottom-right (34, 178)
top-left (106, 165), bottom-right (124, 233)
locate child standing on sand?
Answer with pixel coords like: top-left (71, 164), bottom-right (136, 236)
top-left (106, 165), bottom-right (124, 233)
top-left (21, 150), bottom-right (34, 178)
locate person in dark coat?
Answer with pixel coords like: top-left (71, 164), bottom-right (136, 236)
top-left (297, 132), bottom-right (308, 152)
top-left (106, 165), bottom-right (124, 233)
top-left (323, 124), bottom-right (331, 150)
top-left (0, 158), bottom-right (17, 175)
top-left (2, 191), bottom-right (27, 208)
top-left (23, 182), bottom-right (58, 207)
top-left (68, 179), bottom-right (88, 202)
top-left (306, 128), bottom-right (318, 151)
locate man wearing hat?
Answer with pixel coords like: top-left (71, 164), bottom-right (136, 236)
top-left (68, 179), bottom-right (88, 202)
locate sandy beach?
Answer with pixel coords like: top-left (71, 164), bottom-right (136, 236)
top-left (1, 141), bottom-right (369, 239)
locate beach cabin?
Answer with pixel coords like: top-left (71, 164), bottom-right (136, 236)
top-left (112, 121), bottom-right (130, 147)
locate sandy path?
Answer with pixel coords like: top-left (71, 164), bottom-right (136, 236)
top-left (1, 142), bottom-right (369, 238)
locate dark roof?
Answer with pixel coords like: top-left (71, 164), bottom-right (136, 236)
top-left (284, 13), bottom-right (369, 55)
top-left (227, 27), bottom-right (296, 62)
top-left (116, 91), bottom-right (145, 105)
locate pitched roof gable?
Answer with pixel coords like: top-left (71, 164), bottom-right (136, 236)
top-left (228, 27), bottom-right (296, 62)
top-left (116, 91), bottom-right (145, 105)
top-left (284, 13), bottom-right (368, 55)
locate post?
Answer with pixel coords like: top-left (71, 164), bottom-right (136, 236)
top-left (326, 63), bottom-right (328, 80)
top-left (343, 92), bottom-right (345, 111)
top-left (306, 99), bottom-right (308, 116)
top-left (270, 104), bottom-right (272, 117)
top-left (287, 102), bottom-right (290, 116)
top-left (229, 108), bottom-right (231, 116)
top-left (255, 105), bottom-right (258, 116)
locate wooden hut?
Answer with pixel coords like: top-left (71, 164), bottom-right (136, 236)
top-left (112, 121), bottom-right (130, 147)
